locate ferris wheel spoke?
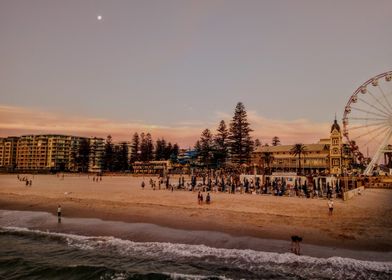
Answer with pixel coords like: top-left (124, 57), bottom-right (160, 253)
top-left (367, 89), bottom-right (392, 114)
top-left (348, 117), bottom-right (387, 122)
top-left (350, 106), bottom-right (389, 119)
top-left (363, 129), bottom-right (392, 175)
top-left (377, 85), bottom-right (392, 112)
top-left (351, 124), bottom-right (388, 140)
top-left (349, 121), bottom-right (388, 131)
top-left (357, 96), bottom-right (391, 117)
top-left (361, 127), bottom-right (389, 148)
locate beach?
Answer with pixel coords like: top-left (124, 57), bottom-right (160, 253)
top-left (0, 174), bottom-right (391, 254)
top-left (1, 174), bottom-right (392, 279)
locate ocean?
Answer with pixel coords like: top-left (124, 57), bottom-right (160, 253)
top-left (0, 210), bottom-right (391, 280)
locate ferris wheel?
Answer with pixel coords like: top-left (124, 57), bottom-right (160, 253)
top-left (343, 71), bottom-right (392, 175)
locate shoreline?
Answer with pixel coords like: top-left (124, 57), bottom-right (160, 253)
top-left (1, 209), bottom-right (392, 262)
top-left (1, 174), bottom-right (391, 255)
top-left (0, 192), bottom-right (390, 253)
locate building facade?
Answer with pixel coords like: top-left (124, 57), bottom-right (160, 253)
top-left (14, 135), bottom-right (90, 171)
top-left (132, 160), bottom-right (171, 175)
top-left (0, 137), bottom-right (19, 170)
top-left (252, 120), bottom-right (353, 175)
top-left (0, 134), bottom-right (105, 172)
top-left (89, 137), bottom-right (105, 172)
top-left (330, 119), bottom-right (343, 174)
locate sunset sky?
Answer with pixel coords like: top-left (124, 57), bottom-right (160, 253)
top-left (1, 0), bottom-right (391, 147)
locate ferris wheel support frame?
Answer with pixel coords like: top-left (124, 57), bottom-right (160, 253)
top-left (363, 129), bottom-right (392, 175)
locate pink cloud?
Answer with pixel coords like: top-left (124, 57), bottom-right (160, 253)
top-left (246, 110), bottom-right (332, 145)
top-left (0, 105), bottom-right (204, 147)
top-left (0, 105), bottom-right (333, 148)
top-left (215, 110), bottom-right (332, 145)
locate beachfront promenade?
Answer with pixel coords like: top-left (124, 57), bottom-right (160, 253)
top-left (0, 174), bottom-right (391, 253)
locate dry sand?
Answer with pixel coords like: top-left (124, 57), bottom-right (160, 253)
top-left (0, 174), bottom-right (391, 252)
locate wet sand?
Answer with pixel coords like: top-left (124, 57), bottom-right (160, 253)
top-left (2, 209), bottom-right (391, 261)
top-left (0, 174), bottom-right (391, 254)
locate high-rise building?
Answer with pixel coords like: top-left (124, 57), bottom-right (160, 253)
top-left (15, 135), bottom-right (80, 171)
top-left (1, 134), bottom-right (98, 172)
top-left (115, 141), bottom-right (132, 161)
top-left (0, 136), bottom-right (19, 170)
top-left (16, 135), bottom-right (37, 170)
top-left (0, 134), bottom-right (107, 172)
top-left (89, 137), bottom-right (105, 172)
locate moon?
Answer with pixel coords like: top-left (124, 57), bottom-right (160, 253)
top-left (97, 15), bottom-right (102, 21)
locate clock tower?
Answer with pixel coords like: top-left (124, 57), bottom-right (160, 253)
top-left (330, 117), bottom-right (342, 175)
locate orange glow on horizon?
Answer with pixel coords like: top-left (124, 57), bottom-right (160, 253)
top-left (0, 105), bottom-right (332, 148)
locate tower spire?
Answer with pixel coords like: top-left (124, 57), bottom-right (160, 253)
top-left (331, 114), bottom-right (341, 133)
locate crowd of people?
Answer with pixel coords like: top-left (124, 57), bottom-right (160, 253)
top-left (17, 174), bottom-right (33, 186)
top-left (197, 191), bottom-right (211, 205)
top-left (138, 169), bottom-right (344, 201)
top-left (92, 175), bottom-right (103, 182)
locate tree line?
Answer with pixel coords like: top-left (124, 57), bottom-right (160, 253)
top-left (194, 102), bottom-right (267, 167)
top-left (70, 102), bottom-right (284, 172)
top-left (70, 133), bottom-right (180, 172)
top-left (129, 132), bottom-right (179, 163)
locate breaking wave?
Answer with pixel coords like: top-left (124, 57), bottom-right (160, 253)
top-left (1, 226), bottom-right (391, 280)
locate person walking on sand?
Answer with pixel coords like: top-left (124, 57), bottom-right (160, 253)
top-left (206, 193), bottom-right (211, 204)
top-left (57, 205), bottom-right (62, 223)
top-left (328, 199), bottom-right (334, 217)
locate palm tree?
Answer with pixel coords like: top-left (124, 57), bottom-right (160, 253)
top-left (260, 151), bottom-right (274, 175)
top-left (290, 144), bottom-right (307, 175)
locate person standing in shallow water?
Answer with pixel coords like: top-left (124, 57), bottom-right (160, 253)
top-left (57, 205), bottom-right (62, 223)
top-left (291, 235), bottom-right (302, 255)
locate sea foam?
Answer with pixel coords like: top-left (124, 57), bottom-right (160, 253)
top-left (2, 226), bottom-right (391, 280)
